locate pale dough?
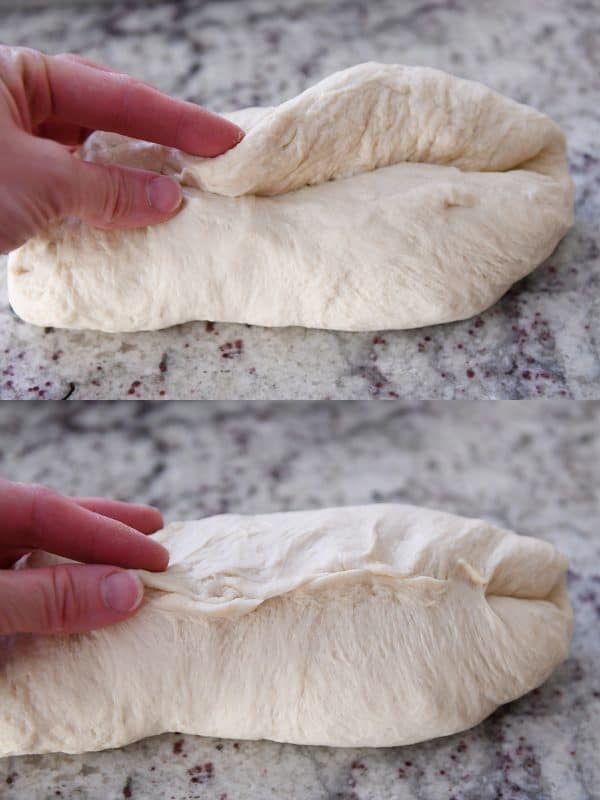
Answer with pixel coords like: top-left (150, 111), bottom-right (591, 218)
top-left (0, 504), bottom-right (572, 755)
top-left (7, 63), bottom-right (574, 332)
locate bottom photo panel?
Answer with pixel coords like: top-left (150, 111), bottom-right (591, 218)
top-left (0, 400), bottom-right (598, 800)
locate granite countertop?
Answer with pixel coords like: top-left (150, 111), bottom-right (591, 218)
top-left (0, 0), bottom-right (598, 399)
top-left (0, 400), bottom-right (598, 799)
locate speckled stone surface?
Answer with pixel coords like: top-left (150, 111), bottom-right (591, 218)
top-left (0, 0), bottom-right (599, 399)
top-left (0, 400), bottom-right (598, 799)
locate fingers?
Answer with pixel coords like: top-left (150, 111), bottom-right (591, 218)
top-left (35, 115), bottom-right (93, 145)
top-left (72, 498), bottom-right (163, 533)
top-left (0, 480), bottom-right (169, 571)
top-left (45, 53), bottom-right (244, 157)
top-left (69, 158), bottom-right (183, 229)
top-left (0, 564), bottom-right (144, 635)
top-left (1, 130), bottom-right (183, 245)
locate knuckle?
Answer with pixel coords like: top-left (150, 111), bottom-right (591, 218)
top-left (45, 566), bottom-right (79, 633)
top-left (98, 166), bottom-right (133, 225)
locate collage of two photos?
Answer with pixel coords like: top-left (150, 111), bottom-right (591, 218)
top-left (0, 1), bottom-right (599, 799)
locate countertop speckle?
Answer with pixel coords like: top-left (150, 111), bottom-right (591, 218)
top-left (0, 0), bottom-right (599, 399)
top-left (0, 400), bottom-right (598, 799)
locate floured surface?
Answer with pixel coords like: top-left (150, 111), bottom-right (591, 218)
top-left (7, 63), bottom-right (574, 332)
top-left (0, 504), bottom-right (572, 755)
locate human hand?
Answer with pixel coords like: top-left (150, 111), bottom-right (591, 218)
top-left (0, 46), bottom-right (244, 252)
top-left (0, 479), bottom-right (168, 635)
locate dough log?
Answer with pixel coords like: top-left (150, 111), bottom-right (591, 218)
top-left (7, 63), bottom-right (574, 332)
top-left (0, 504), bottom-right (572, 755)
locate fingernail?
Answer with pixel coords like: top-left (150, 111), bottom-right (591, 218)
top-left (148, 176), bottom-right (182, 214)
top-left (101, 571), bottom-right (143, 612)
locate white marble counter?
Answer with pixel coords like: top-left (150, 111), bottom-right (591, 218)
top-left (0, 0), bottom-right (599, 399)
top-left (0, 400), bottom-right (598, 798)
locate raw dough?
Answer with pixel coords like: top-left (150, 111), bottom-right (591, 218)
top-left (7, 63), bottom-right (574, 332)
top-left (0, 504), bottom-right (572, 755)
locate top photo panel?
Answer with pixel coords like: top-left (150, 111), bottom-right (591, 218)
top-left (0, 0), bottom-right (597, 400)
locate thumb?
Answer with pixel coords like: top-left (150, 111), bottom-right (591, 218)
top-left (0, 564), bottom-right (144, 635)
top-left (68, 158), bottom-right (183, 229)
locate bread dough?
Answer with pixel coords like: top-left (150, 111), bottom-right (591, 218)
top-left (0, 504), bottom-right (572, 755)
top-left (7, 63), bottom-right (574, 332)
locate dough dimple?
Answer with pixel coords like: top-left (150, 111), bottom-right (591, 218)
top-left (0, 504), bottom-right (572, 755)
top-left (7, 63), bottom-right (574, 332)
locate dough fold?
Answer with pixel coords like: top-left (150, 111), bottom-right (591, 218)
top-left (0, 504), bottom-right (572, 755)
top-left (7, 63), bottom-right (574, 331)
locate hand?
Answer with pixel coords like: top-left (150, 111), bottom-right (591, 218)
top-left (0, 479), bottom-right (168, 635)
top-left (0, 46), bottom-right (244, 252)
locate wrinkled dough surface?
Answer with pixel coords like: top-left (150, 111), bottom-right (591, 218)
top-left (7, 63), bottom-right (574, 332)
top-left (0, 504), bottom-right (572, 755)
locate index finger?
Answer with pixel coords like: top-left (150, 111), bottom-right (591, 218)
top-left (0, 480), bottom-right (168, 571)
top-left (45, 54), bottom-right (244, 157)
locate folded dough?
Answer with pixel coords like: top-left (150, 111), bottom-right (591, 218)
top-left (0, 504), bottom-right (572, 755)
top-left (7, 63), bottom-right (574, 332)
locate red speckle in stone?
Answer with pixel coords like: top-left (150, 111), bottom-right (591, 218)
top-left (216, 743), bottom-right (224, 750)
top-left (150, 766), bottom-right (155, 771)
top-left (388, 391), bottom-right (399, 398)
top-left (219, 795), bottom-right (228, 800)
top-left (398, 768), bottom-right (406, 779)
top-left (456, 741), bottom-right (467, 753)
top-left (249, 367), bottom-right (256, 374)
top-left (205, 321), bottom-right (215, 332)
top-left (17, 352), bottom-right (25, 360)
top-left (184, 343), bottom-right (190, 348)
top-left (159, 357), bottom-right (168, 373)
top-left (424, 335), bottom-right (431, 341)
top-left (474, 317), bottom-right (484, 328)
top-left (351, 761), bottom-right (366, 770)
top-left (522, 371), bottom-right (532, 380)
top-left (373, 335), bottom-right (386, 345)
top-left (173, 738), bottom-right (184, 754)
top-left (159, 390), bottom-right (166, 396)
top-left (45, 381), bottom-right (52, 387)
top-left (404, 761), bottom-right (412, 767)
top-left (97, 365), bottom-right (103, 370)
top-left (457, 343), bottom-right (463, 349)
top-left (440, 769), bottom-right (446, 775)
top-left (51, 351), bottom-right (62, 361)
top-left (6, 772), bottom-right (17, 784)
top-left (466, 369), bottom-right (475, 378)
top-left (220, 340), bottom-right (243, 359)
top-left (233, 742), bottom-right (240, 750)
